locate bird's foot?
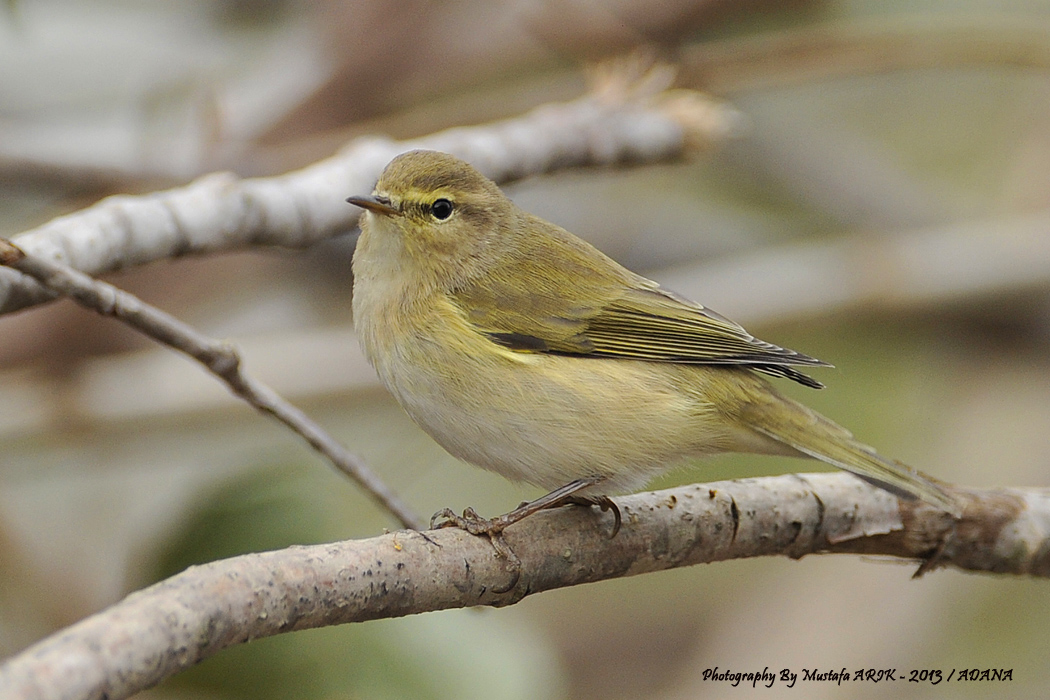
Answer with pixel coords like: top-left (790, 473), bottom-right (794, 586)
top-left (430, 506), bottom-right (521, 589)
top-left (429, 506), bottom-right (521, 558)
top-left (430, 476), bottom-right (620, 556)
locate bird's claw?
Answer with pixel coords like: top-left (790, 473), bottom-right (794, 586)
top-left (563, 494), bottom-right (621, 537)
top-left (430, 506), bottom-right (509, 537)
top-left (430, 506), bottom-right (522, 591)
top-left (429, 477), bottom-right (620, 591)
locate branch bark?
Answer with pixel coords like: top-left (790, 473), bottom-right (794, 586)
top-left (0, 473), bottom-right (1046, 700)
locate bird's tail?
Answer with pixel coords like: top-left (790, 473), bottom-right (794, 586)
top-left (739, 388), bottom-right (961, 516)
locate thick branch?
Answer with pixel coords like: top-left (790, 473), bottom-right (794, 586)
top-left (1, 473), bottom-right (1046, 700)
top-left (0, 76), bottom-right (738, 316)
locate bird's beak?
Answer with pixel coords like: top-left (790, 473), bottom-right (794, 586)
top-left (347, 194), bottom-right (400, 216)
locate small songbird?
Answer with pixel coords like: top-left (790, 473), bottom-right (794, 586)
top-left (348, 150), bottom-right (959, 533)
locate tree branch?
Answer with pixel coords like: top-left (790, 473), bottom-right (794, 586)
top-left (1, 473), bottom-right (1045, 700)
top-left (0, 238), bottom-right (422, 531)
top-left (0, 67), bottom-right (740, 316)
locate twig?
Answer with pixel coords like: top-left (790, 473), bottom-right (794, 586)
top-left (1, 472), bottom-right (1046, 700)
top-left (0, 71), bottom-right (741, 316)
top-left (0, 239), bottom-right (423, 531)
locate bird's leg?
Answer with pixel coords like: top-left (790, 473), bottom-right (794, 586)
top-left (430, 476), bottom-right (619, 551)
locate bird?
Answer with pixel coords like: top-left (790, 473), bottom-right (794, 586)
top-left (347, 149), bottom-right (959, 538)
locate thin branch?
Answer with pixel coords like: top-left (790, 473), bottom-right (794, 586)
top-left (0, 71), bottom-right (741, 316)
top-left (1, 473), bottom-right (1046, 700)
top-left (0, 239), bottom-right (423, 531)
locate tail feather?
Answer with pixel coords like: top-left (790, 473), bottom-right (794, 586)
top-left (743, 395), bottom-right (961, 516)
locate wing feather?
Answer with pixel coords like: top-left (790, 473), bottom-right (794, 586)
top-left (453, 217), bottom-right (829, 388)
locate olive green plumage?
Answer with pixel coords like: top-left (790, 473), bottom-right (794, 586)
top-left (349, 149), bottom-right (958, 515)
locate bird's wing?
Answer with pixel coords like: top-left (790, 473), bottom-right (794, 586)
top-left (455, 268), bottom-right (830, 388)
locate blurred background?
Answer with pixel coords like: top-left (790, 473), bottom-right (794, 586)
top-left (3, 0), bottom-right (1050, 698)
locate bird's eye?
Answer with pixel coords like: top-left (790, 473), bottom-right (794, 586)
top-left (430, 198), bottom-right (454, 220)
